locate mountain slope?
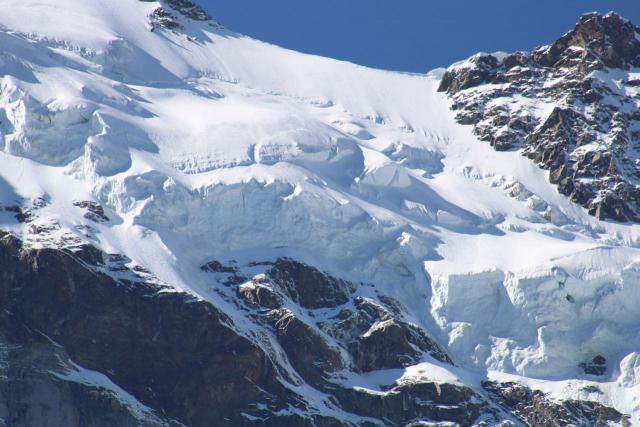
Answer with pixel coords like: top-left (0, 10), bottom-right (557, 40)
top-left (0, 1), bottom-right (639, 425)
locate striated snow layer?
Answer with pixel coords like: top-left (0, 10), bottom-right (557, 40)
top-left (0, 0), bottom-right (640, 421)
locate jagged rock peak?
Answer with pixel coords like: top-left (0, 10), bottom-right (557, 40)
top-left (437, 12), bottom-right (640, 222)
top-left (534, 11), bottom-right (640, 69)
top-left (145, 0), bottom-right (222, 32)
top-left (439, 12), bottom-right (640, 93)
top-left (162, 0), bottom-right (211, 21)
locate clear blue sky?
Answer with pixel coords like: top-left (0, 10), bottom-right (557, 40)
top-left (200, 1), bottom-right (640, 72)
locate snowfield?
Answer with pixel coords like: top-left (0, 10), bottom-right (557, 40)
top-left (1, 0), bottom-right (640, 422)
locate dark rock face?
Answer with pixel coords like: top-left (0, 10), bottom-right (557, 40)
top-left (335, 381), bottom-right (489, 426)
top-left (226, 257), bottom-right (454, 404)
top-left (145, 0), bottom-right (218, 32)
top-left (0, 196), bottom-right (48, 224)
top-left (483, 381), bottom-right (631, 427)
top-left (1, 234), bottom-right (477, 426)
top-left (0, 234), bottom-right (296, 426)
top-left (439, 12), bottom-right (640, 222)
top-left (270, 308), bottom-right (344, 385)
top-left (336, 297), bottom-right (452, 371)
top-left (266, 258), bottom-right (351, 309)
top-left (349, 319), bottom-right (435, 371)
top-left (227, 258), bottom-right (452, 372)
top-left (237, 280), bottom-right (282, 309)
top-left (0, 333), bottom-right (176, 427)
top-left (532, 12), bottom-right (640, 69)
top-left (164, 0), bottom-right (212, 21)
top-left (72, 200), bottom-right (110, 223)
top-left (1, 234), bottom-right (630, 425)
top-left (149, 7), bottom-right (182, 30)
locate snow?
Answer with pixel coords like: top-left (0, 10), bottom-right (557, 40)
top-left (0, 0), bottom-right (639, 420)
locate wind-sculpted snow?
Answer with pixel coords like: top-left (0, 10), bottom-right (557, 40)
top-left (0, 1), bottom-right (639, 424)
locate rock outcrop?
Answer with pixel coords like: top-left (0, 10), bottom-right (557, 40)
top-left (483, 381), bottom-right (631, 427)
top-left (0, 233), bottom-right (296, 426)
top-left (145, 0), bottom-right (220, 32)
top-left (439, 12), bottom-right (640, 222)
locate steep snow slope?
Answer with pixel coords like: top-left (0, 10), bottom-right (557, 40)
top-left (0, 0), bottom-right (639, 424)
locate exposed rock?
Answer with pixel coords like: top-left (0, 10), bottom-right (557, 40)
top-left (149, 7), bottom-right (181, 30)
top-left (72, 201), bottom-right (110, 223)
top-left (65, 243), bottom-right (105, 266)
top-left (200, 259), bottom-right (247, 285)
top-left (340, 297), bottom-right (452, 371)
top-left (242, 259), bottom-right (451, 371)
top-left (234, 260), bottom-right (450, 377)
top-left (269, 308), bottom-right (344, 386)
top-left (532, 12), bottom-right (640, 69)
top-left (439, 12), bottom-right (640, 222)
top-left (0, 234), bottom-right (297, 426)
top-left (266, 258), bottom-right (351, 309)
top-left (0, 333), bottom-right (177, 427)
top-left (335, 381), bottom-right (489, 426)
top-left (145, 0), bottom-right (217, 32)
top-left (200, 259), bottom-right (238, 273)
top-left (483, 381), bottom-right (630, 426)
top-left (237, 281), bottom-right (282, 309)
top-left (0, 203), bottom-right (37, 223)
top-left (349, 318), bottom-right (450, 371)
top-left (164, 0), bottom-right (212, 21)
top-left (0, 231), bottom-right (631, 425)
top-left (330, 297), bottom-right (452, 371)
top-left (438, 54), bottom-right (501, 93)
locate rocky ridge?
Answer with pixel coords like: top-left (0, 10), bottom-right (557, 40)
top-left (439, 12), bottom-right (640, 222)
top-left (146, 0), bottom-right (221, 31)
